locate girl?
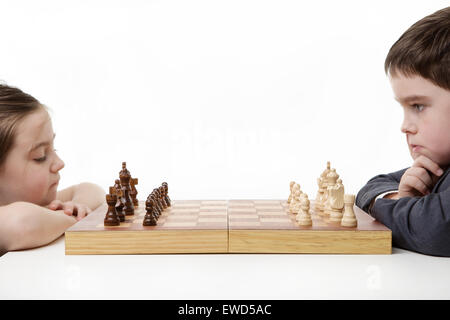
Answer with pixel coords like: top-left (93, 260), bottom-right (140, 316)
top-left (0, 84), bottom-right (105, 255)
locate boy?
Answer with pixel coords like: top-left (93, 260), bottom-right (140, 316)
top-left (356, 7), bottom-right (450, 256)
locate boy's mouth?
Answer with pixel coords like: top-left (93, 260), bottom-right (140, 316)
top-left (410, 144), bottom-right (423, 153)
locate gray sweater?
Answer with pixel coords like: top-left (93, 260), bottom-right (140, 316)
top-left (356, 167), bottom-right (450, 257)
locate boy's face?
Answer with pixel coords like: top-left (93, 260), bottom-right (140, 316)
top-left (0, 108), bottom-right (65, 206)
top-left (390, 73), bottom-right (450, 168)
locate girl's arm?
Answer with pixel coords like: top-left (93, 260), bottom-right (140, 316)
top-left (0, 201), bottom-right (77, 252)
top-left (57, 182), bottom-right (105, 211)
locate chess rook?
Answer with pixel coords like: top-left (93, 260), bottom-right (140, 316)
top-left (341, 194), bottom-right (358, 227)
top-left (104, 190), bottom-right (120, 226)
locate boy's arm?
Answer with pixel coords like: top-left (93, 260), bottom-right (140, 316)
top-left (57, 182), bottom-right (105, 211)
top-left (372, 190), bottom-right (450, 256)
top-left (355, 168), bottom-right (406, 212)
top-left (0, 202), bottom-right (77, 252)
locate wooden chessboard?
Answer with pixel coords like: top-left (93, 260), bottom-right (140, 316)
top-left (228, 200), bottom-right (391, 254)
top-left (65, 200), bottom-right (228, 254)
top-left (65, 200), bottom-right (391, 255)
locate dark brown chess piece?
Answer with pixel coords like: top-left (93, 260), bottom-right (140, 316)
top-left (150, 193), bottom-right (161, 217)
top-left (119, 162), bottom-right (134, 215)
top-left (130, 177), bottom-right (139, 207)
top-left (162, 182), bottom-right (171, 207)
top-left (153, 189), bottom-right (164, 214)
top-left (159, 185), bottom-right (168, 209)
top-left (104, 189), bottom-right (120, 226)
top-left (143, 198), bottom-right (157, 226)
top-left (112, 184), bottom-right (126, 222)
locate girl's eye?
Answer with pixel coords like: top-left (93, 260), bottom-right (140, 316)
top-left (34, 156), bottom-right (47, 162)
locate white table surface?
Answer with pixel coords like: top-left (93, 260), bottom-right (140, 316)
top-left (1, 235), bottom-right (449, 300)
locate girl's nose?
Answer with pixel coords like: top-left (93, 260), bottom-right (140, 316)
top-left (51, 153), bottom-right (65, 173)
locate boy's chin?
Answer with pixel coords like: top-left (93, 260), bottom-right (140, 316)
top-left (411, 151), bottom-right (450, 169)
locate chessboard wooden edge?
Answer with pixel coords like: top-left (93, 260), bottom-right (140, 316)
top-left (64, 199), bottom-right (393, 255)
top-left (65, 230), bottom-right (228, 255)
top-left (228, 229), bottom-right (392, 254)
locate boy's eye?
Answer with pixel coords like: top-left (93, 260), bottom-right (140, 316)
top-left (412, 104), bottom-right (425, 112)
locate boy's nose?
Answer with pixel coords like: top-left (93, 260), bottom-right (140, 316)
top-left (400, 115), bottom-right (417, 134)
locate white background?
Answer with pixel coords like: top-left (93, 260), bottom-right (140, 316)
top-left (1, 1), bottom-right (448, 200)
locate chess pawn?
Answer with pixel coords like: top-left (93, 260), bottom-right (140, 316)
top-left (297, 194), bottom-right (312, 226)
top-left (152, 189), bottom-right (161, 212)
top-left (104, 192), bottom-right (120, 226)
top-left (162, 182), bottom-right (171, 207)
top-left (155, 189), bottom-right (165, 213)
top-left (159, 185), bottom-right (168, 209)
top-left (119, 162), bottom-right (134, 215)
top-left (288, 184), bottom-right (300, 212)
top-left (289, 189), bottom-right (302, 214)
top-left (143, 199), bottom-right (157, 226)
top-left (341, 194), bottom-right (358, 227)
top-left (150, 193), bottom-right (161, 216)
top-left (287, 181), bottom-right (295, 204)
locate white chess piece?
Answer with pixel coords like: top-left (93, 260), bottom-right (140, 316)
top-left (297, 194), bottom-right (312, 226)
top-left (289, 189), bottom-right (302, 214)
top-left (289, 184), bottom-right (301, 213)
top-left (315, 161), bottom-right (331, 215)
top-left (288, 181), bottom-right (295, 204)
top-left (324, 168), bottom-right (339, 217)
top-left (329, 178), bottom-right (345, 223)
top-left (341, 194), bottom-right (357, 227)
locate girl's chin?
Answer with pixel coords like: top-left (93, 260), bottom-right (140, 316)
top-left (42, 192), bottom-right (57, 206)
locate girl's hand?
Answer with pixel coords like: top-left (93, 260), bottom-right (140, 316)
top-left (47, 200), bottom-right (92, 220)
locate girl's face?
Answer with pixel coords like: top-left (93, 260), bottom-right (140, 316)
top-left (0, 108), bottom-right (65, 206)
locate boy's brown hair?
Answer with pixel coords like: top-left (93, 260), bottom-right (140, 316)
top-left (384, 6), bottom-right (450, 90)
top-left (0, 84), bottom-right (44, 166)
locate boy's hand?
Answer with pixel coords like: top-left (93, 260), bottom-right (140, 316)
top-left (398, 155), bottom-right (444, 198)
top-left (47, 200), bottom-right (92, 220)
